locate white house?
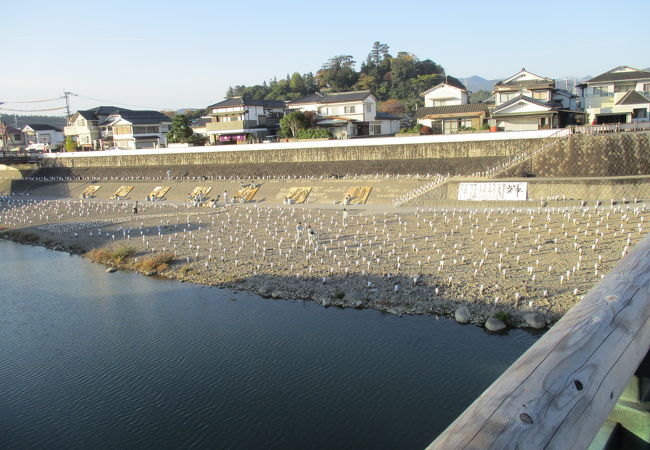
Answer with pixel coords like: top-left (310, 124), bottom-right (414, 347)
top-left (287, 90), bottom-right (400, 138)
top-left (22, 124), bottom-right (64, 149)
top-left (578, 66), bottom-right (650, 125)
top-left (421, 80), bottom-right (468, 107)
top-left (204, 97), bottom-right (286, 144)
top-left (416, 80), bottom-right (490, 134)
top-left (490, 68), bottom-right (580, 131)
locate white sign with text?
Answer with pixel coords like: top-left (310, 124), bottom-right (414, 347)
top-left (458, 182), bottom-right (528, 201)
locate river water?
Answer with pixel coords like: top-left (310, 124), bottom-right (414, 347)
top-left (0, 240), bottom-right (540, 449)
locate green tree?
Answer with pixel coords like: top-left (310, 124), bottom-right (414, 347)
top-left (279, 111), bottom-right (309, 138)
top-left (367, 41), bottom-right (390, 65)
top-left (316, 55), bottom-right (358, 90)
top-left (167, 114), bottom-right (193, 143)
top-left (469, 90), bottom-right (492, 103)
top-left (289, 72), bottom-right (305, 93)
top-left (64, 136), bottom-right (79, 152)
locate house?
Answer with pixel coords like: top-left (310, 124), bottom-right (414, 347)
top-left (190, 117), bottom-right (210, 137)
top-left (416, 104), bottom-right (489, 134)
top-left (490, 68), bottom-right (580, 131)
top-left (0, 123), bottom-right (26, 150)
top-left (101, 110), bottom-right (171, 149)
top-left (578, 66), bottom-right (650, 125)
top-left (287, 90), bottom-right (401, 139)
top-left (65, 107), bottom-right (171, 150)
top-left (64, 106), bottom-right (121, 150)
top-left (22, 124), bottom-right (64, 149)
top-left (422, 79), bottom-right (468, 107)
top-left (204, 97), bottom-right (286, 144)
top-left (416, 80), bottom-right (489, 134)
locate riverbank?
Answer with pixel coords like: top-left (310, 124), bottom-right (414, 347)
top-left (1, 196), bottom-right (646, 329)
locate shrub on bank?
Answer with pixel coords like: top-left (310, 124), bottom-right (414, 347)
top-left (111, 246), bottom-right (137, 264)
top-left (87, 246), bottom-right (137, 265)
top-left (135, 252), bottom-right (175, 273)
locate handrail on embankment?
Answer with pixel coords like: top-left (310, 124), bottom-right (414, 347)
top-left (428, 233), bottom-right (650, 449)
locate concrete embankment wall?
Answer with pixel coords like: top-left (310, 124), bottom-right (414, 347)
top-left (507, 132), bottom-right (650, 178)
top-left (35, 132), bottom-right (650, 179)
top-left (37, 135), bottom-right (547, 178)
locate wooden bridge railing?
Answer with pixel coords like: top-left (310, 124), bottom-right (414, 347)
top-left (429, 232), bottom-right (650, 449)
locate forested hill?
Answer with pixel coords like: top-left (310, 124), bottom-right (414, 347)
top-left (0, 114), bottom-right (67, 129)
top-left (226, 42), bottom-right (465, 114)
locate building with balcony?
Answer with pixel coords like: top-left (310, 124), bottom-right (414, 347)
top-left (102, 110), bottom-right (171, 149)
top-left (64, 106), bottom-right (121, 150)
top-left (490, 68), bottom-right (580, 131)
top-left (205, 97), bottom-right (286, 144)
top-left (65, 107), bottom-right (171, 150)
top-left (287, 90), bottom-right (400, 138)
top-left (578, 66), bottom-right (650, 124)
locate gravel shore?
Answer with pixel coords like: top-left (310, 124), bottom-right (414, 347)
top-left (2, 196), bottom-right (647, 329)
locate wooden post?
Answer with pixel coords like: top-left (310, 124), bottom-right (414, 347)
top-left (429, 233), bottom-right (650, 449)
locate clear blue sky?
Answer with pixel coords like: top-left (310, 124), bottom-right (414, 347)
top-left (2, 0), bottom-right (648, 114)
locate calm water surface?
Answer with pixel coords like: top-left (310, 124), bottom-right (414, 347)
top-left (0, 240), bottom-right (540, 449)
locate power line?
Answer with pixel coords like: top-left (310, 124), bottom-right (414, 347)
top-left (0, 96), bottom-right (65, 104)
top-left (0, 106), bottom-right (67, 112)
top-left (69, 92), bottom-right (158, 110)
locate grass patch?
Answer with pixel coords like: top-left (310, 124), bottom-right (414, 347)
top-left (135, 252), bottom-right (175, 273)
top-left (334, 290), bottom-right (345, 299)
top-left (87, 246), bottom-right (137, 265)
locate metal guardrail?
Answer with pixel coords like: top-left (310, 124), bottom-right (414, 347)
top-left (0, 151), bottom-right (45, 162)
top-left (571, 122), bottom-right (650, 134)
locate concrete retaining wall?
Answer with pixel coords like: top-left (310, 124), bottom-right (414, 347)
top-left (40, 138), bottom-right (546, 170)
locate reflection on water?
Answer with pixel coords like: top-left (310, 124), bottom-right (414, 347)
top-left (0, 240), bottom-right (540, 449)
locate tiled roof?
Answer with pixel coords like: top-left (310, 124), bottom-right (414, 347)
top-left (588, 66), bottom-right (650, 83)
top-left (492, 95), bottom-right (553, 113)
top-left (495, 79), bottom-right (555, 88)
top-left (208, 97), bottom-right (286, 109)
top-left (101, 110), bottom-right (171, 125)
top-left (191, 117), bottom-right (210, 127)
top-left (287, 93), bottom-right (325, 105)
top-left (77, 106), bottom-right (127, 120)
top-left (1, 123), bottom-right (22, 134)
top-left (616, 90), bottom-right (650, 105)
top-left (415, 103), bottom-right (489, 118)
top-left (26, 124), bottom-right (63, 132)
top-left (317, 91), bottom-right (373, 104)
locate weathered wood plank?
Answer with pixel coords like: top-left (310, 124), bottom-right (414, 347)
top-left (429, 234), bottom-right (650, 449)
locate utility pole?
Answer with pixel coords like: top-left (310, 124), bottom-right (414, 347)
top-left (63, 90), bottom-right (72, 118)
